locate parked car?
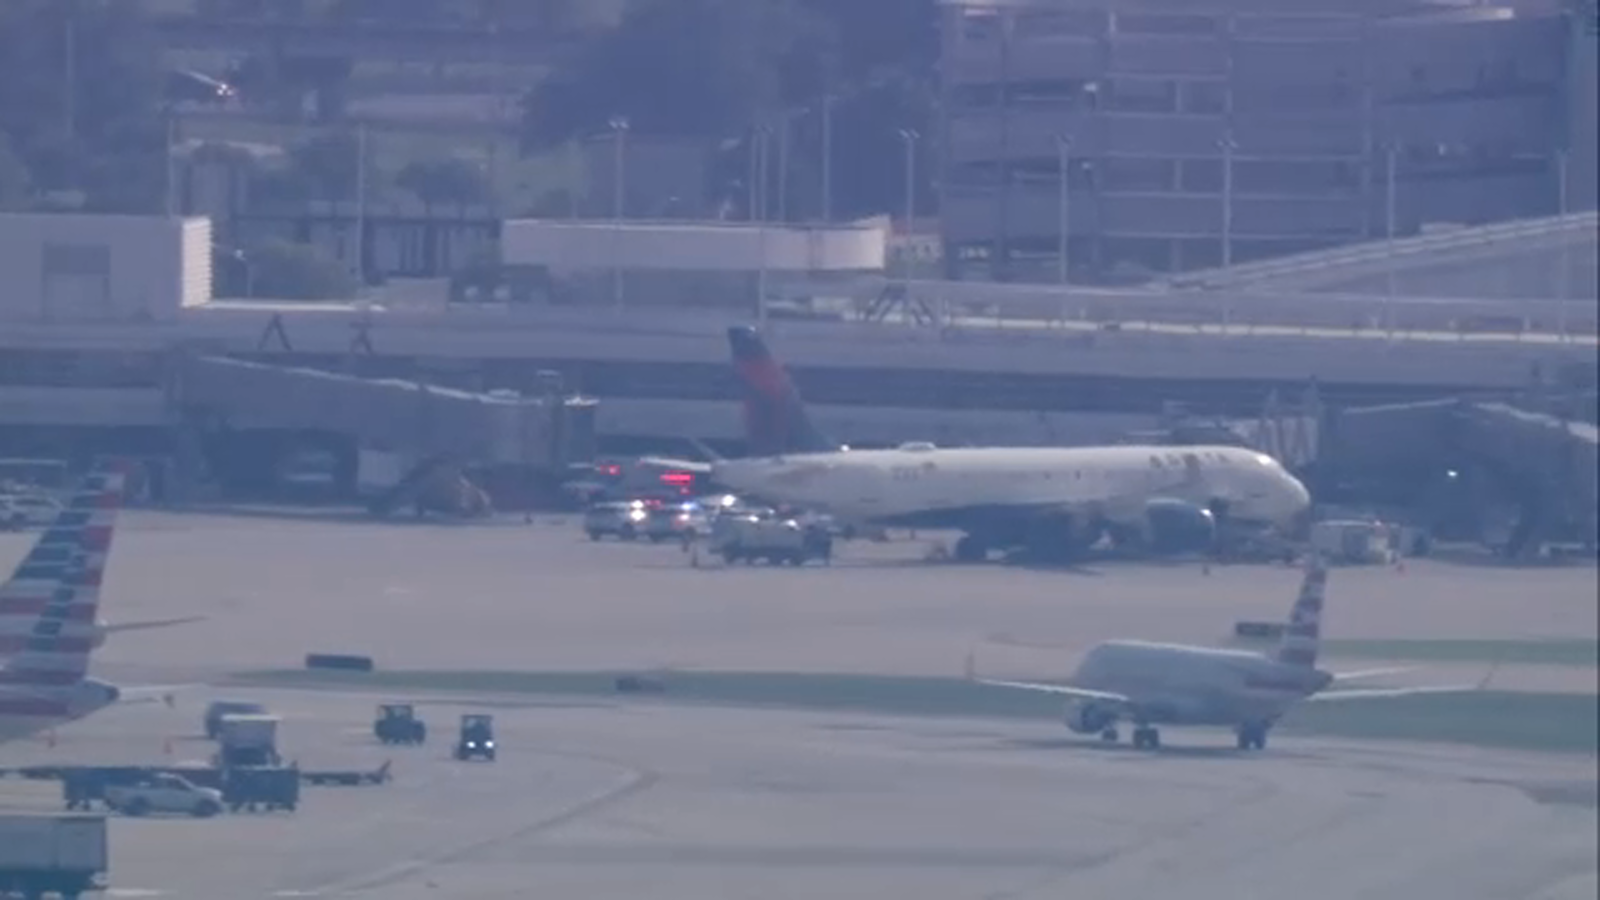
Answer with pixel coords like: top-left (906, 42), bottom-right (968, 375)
top-left (0, 493), bottom-right (61, 530)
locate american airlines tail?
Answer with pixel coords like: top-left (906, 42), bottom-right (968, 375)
top-left (0, 461), bottom-right (130, 684)
top-left (1274, 554), bottom-right (1328, 668)
top-left (727, 326), bottom-right (837, 457)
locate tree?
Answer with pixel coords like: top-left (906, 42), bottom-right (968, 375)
top-left (229, 239), bottom-right (357, 300)
top-left (522, 0), bottom-right (830, 147)
top-left (0, 0), bottom-right (167, 212)
top-left (285, 131), bottom-right (364, 201)
top-left (519, 0), bottom-right (939, 220)
top-left (397, 157), bottom-right (491, 208)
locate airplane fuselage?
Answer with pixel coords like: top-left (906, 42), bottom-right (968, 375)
top-left (712, 444), bottom-right (1310, 534)
top-left (1067, 640), bottom-right (1335, 729)
top-left (0, 678), bottom-right (120, 744)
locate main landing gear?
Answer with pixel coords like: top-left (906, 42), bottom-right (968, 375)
top-left (954, 535), bottom-right (988, 562)
top-left (1235, 723), bottom-right (1269, 751)
top-left (1098, 724), bottom-right (1162, 750)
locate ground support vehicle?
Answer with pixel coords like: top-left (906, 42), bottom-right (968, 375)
top-left (373, 704), bottom-right (427, 745)
top-left (299, 761), bottom-right (393, 786)
top-left (0, 814), bottom-right (107, 900)
top-left (708, 511), bottom-right (833, 566)
top-left (454, 715), bottom-right (497, 761)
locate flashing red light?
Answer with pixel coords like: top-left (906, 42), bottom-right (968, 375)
top-left (660, 471), bottom-right (695, 485)
top-left (597, 464), bottom-right (622, 477)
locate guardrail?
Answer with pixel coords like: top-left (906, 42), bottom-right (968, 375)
top-left (1158, 212), bottom-right (1600, 291)
top-left (837, 278), bottom-right (1600, 344)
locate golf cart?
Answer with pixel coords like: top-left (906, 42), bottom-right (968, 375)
top-left (453, 714), bottom-right (497, 761)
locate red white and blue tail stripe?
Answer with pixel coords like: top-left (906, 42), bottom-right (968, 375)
top-left (1275, 553), bottom-right (1327, 668)
top-left (0, 461), bottom-right (131, 687)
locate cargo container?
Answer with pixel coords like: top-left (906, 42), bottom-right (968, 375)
top-left (0, 813), bottom-right (108, 898)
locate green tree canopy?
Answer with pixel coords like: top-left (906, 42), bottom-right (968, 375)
top-left (0, 0), bottom-right (168, 212)
top-left (520, 0), bottom-right (938, 220)
top-left (397, 157), bottom-right (491, 208)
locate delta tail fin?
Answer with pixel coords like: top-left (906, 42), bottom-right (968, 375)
top-left (0, 460), bottom-right (132, 686)
top-left (1274, 553), bottom-right (1327, 669)
top-left (727, 326), bottom-right (837, 457)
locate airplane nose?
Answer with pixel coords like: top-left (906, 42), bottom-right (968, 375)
top-left (106, 685), bottom-right (121, 704)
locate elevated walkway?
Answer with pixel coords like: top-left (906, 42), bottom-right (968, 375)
top-left (1325, 397), bottom-right (1598, 553)
top-left (1159, 212), bottom-right (1599, 298)
top-left (170, 355), bottom-right (595, 469)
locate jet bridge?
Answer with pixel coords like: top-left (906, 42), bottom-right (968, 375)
top-left (167, 355), bottom-right (597, 505)
top-left (1323, 398), bottom-right (1597, 554)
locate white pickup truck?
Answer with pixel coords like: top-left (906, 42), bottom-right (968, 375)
top-left (0, 814), bottom-right (108, 899)
top-left (104, 772), bottom-right (224, 818)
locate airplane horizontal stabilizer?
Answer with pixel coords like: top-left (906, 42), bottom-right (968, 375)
top-left (116, 684), bottom-right (194, 707)
top-left (102, 616), bottom-right (208, 635)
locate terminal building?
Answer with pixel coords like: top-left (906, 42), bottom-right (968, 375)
top-left (0, 203), bottom-right (1593, 545)
top-left (937, 0), bottom-right (1598, 283)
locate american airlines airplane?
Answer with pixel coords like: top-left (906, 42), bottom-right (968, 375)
top-left (970, 555), bottom-right (1485, 751)
top-left (0, 462), bottom-right (181, 745)
top-left (690, 326), bottom-right (1312, 563)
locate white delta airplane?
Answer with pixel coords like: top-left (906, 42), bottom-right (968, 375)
top-left (969, 555), bottom-right (1489, 751)
top-left (0, 462), bottom-right (187, 745)
top-left (658, 326), bottom-right (1313, 563)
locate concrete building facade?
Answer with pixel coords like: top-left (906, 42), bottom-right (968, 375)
top-left (938, 0), bottom-right (1596, 283)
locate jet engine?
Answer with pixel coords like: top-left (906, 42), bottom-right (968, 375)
top-left (1064, 700), bottom-right (1118, 735)
top-left (1143, 498), bottom-right (1217, 554)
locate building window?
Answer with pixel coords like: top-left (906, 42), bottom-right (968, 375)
top-left (949, 162), bottom-right (1003, 186)
top-left (1101, 157), bottom-right (1176, 192)
top-left (1181, 80), bottom-right (1227, 115)
top-left (1179, 158), bottom-right (1223, 192)
top-left (1115, 12), bottom-right (1221, 35)
top-left (1234, 159), bottom-right (1360, 195)
top-left (1107, 78), bottom-right (1178, 113)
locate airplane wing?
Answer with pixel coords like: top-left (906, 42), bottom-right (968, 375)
top-left (972, 677), bottom-right (1133, 704)
top-left (964, 650), bottom-right (1132, 704)
top-left (1329, 666), bottom-right (1417, 682)
top-left (1306, 684), bottom-right (1483, 702)
top-left (1313, 661), bottom-right (1498, 700)
top-left (103, 616), bottom-right (207, 635)
top-left (636, 457), bottom-right (715, 475)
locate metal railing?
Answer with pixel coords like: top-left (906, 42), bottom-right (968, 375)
top-left (1159, 211), bottom-right (1599, 291)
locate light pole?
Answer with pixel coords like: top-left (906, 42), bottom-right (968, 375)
top-left (777, 114), bottom-right (790, 223)
top-left (354, 122), bottom-right (367, 286)
top-left (753, 124), bottom-right (772, 325)
top-left (898, 128), bottom-right (918, 294)
top-left (1556, 147), bottom-right (1570, 341)
top-left (1384, 142), bottom-right (1399, 334)
top-left (1218, 134), bottom-right (1237, 269)
top-left (821, 93), bottom-right (835, 223)
top-left (1055, 134), bottom-right (1073, 285)
top-left (608, 115), bottom-right (629, 312)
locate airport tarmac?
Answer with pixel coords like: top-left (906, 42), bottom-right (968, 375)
top-left (11, 510), bottom-right (1591, 694)
top-left (1, 686), bottom-right (1595, 900)
top-left (1, 511), bottom-right (1596, 898)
